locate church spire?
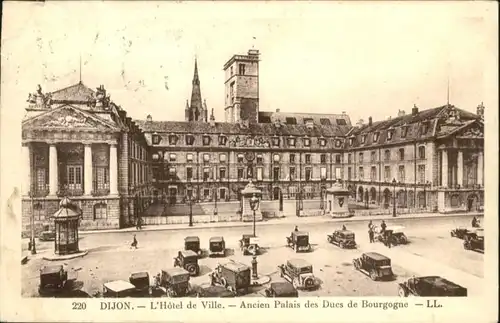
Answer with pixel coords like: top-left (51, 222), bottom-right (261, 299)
top-left (186, 57), bottom-right (205, 122)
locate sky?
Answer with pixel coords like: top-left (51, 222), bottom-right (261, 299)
top-left (1, 1), bottom-right (498, 125)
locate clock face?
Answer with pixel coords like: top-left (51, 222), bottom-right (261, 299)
top-left (245, 151), bottom-right (255, 161)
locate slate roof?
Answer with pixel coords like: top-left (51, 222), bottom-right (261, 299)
top-left (49, 82), bottom-right (95, 102)
top-left (135, 120), bottom-right (351, 137)
top-left (258, 111), bottom-right (351, 127)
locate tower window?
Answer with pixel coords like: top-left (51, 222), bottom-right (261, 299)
top-left (239, 64), bottom-right (246, 75)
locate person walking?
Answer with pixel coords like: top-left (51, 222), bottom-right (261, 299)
top-left (342, 224), bottom-right (347, 231)
top-left (380, 220), bottom-right (387, 233)
top-left (294, 225), bottom-right (299, 232)
top-left (368, 227), bottom-right (374, 243)
top-left (131, 234), bottom-right (138, 249)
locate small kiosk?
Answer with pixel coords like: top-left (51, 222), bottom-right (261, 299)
top-left (325, 182), bottom-right (351, 218)
top-left (240, 180), bottom-right (262, 222)
top-left (51, 197), bottom-right (82, 255)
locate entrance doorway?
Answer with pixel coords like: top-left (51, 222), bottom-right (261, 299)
top-left (467, 195), bottom-right (478, 212)
top-left (273, 187), bottom-right (283, 211)
top-left (168, 187), bottom-right (177, 205)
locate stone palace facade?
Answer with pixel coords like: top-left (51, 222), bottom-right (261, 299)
top-left (21, 49), bottom-right (485, 235)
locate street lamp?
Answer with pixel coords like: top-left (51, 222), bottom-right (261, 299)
top-left (392, 178), bottom-right (397, 217)
top-left (249, 193), bottom-right (260, 237)
top-left (213, 185), bottom-right (218, 215)
top-left (187, 193), bottom-right (193, 227)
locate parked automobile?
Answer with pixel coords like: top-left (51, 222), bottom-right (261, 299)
top-left (286, 231), bottom-right (311, 252)
top-left (278, 258), bottom-right (318, 290)
top-left (239, 234), bottom-right (261, 256)
top-left (450, 226), bottom-right (475, 239)
top-left (159, 268), bottom-right (191, 297)
top-left (173, 250), bottom-right (200, 276)
top-left (195, 285), bottom-right (235, 298)
top-left (265, 282), bottom-right (299, 297)
top-left (38, 265), bottom-right (68, 296)
top-left (129, 271), bottom-right (150, 297)
top-left (398, 276), bottom-right (467, 297)
top-left (102, 280), bottom-right (137, 298)
top-left (353, 252), bottom-right (394, 281)
top-left (210, 261), bottom-right (251, 295)
top-left (184, 236), bottom-right (202, 255)
top-left (463, 229), bottom-right (484, 252)
top-left (373, 225), bottom-right (408, 246)
top-left (209, 236), bottom-right (226, 257)
top-left (327, 230), bottom-right (356, 249)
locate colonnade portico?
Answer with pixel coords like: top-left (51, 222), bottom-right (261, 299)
top-left (440, 149), bottom-right (483, 189)
top-left (22, 141), bottom-right (119, 198)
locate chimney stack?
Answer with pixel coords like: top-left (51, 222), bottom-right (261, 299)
top-left (210, 108), bottom-right (215, 127)
top-left (397, 109), bottom-right (406, 117)
top-left (368, 117), bottom-right (373, 126)
top-left (412, 104), bottom-right (419, 116)
top-left (146, 114), bottom-right (152, 122)
top-left (276, 108), bottom-right (280, 113)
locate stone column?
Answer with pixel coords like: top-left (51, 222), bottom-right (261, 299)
top-left (22, 144), bottom-right (31, 196)
top-left (457, 151), bottom-right (463, 187)
top-left (477, 151), bottom-right (483, 186)
top-left (441, 150), bottom-right (448, 188)
top-left (84, 144), bottom-right (93, 195)
top-left (109, 143), bottom-right (118, 195)
top-left (49, 144), bottom-right (58, 196)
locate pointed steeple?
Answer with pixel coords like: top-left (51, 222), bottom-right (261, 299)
top-left (188, 57), bottom-right (204, 122)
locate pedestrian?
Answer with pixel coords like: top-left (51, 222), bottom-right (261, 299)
top-left (471, 216), bottom-right (478, 228)
top-left (294, 225), bottom-right (299, 232)
top-left (380, 220), bottom-right (387, 233)
top-left (342, 224), bottom-right (347, 231)
top-left (384, 231), bottom-right (392, 248)
top-left (131, 234), bottom-right (138, 249)
top-left (368, 227), bottom-right (374, 243)
top-left (368, 220), bottom-right (373, 230)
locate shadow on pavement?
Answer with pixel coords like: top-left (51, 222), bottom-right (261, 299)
top-left (198, 264), bottom-right (213, 276)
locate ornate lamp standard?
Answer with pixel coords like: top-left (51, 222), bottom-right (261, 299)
top-left (392, 178), bottom-right (397, 217)
top-left (249, 193), bottom-right (260, 237)
top-left (187, 193), bottom-right (194, 227)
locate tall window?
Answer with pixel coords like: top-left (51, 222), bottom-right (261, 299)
top-left (203, 154), bottom-right (210, 163)
top-left (169, 167), bottom-right (176, 180)
top-left (256, 167), bottom-right (263, 181)
top-left (186, 153), bottom-right (193, 163)
top-left (219, 168), bottom-right (226, 180)
top-left (93, 167), bottom-right (109, 190)
top-left (418, 146), bottom-right (426, 159)
top-left (239, 63), bottom-right (245, 75)
top-left (273, 167), bottom-right (280, 181)
top-left (305, 168), bottom-right (312, 181)
top-left (384, 150), bottom-right (391, 161)
top-left (36, 168), bottom-right (47, 192)
top-left (418, 165), bottom-right (426, 183)
top-left (358, 167), bottom-right (364, 180)
top-left (370, 166), bottom-right (377, 181)
top-left (219, 153), bottom-right (227, 163)
top-left (186, 167), bottom-right (193, 180)
top-left (203, 168), bottom-right (210, 181)
top-left (398, 165), bottom-right (405, 182)
top-left (370, 151), bottom-right (376, 162)
top-left (399, 148), bottom-right (405, 161)
top-left (94, 203), bottom-right (107, 220)
top-left (320, 154), bottom-right (327, 164)
top-left (305, 154), bottom-right (311, 164)
top-left (289, 154), bottom-right (296, 164)
top-left (348, 154), bottom-right (352, 163)
top-left (290, 167), bottom-right (296, 181)
top-left (335, 154), bottom-right (341, 164)
top-left (67, 165), bottom-right (82, 191)
top-left (359, 153), bottom-right (364, 163)
top-left (256, 154), bottom-right (263, 164)
top-left (320, 167), bottom-right (327, 180)
top-left (347, 167), bottom-right (352, 180)
top-left (237, 168), bottom-right (244, 180)
top-left (384, 166), bottom-right (391, 181)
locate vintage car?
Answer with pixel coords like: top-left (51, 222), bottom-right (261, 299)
top-left (374, 225), bottom-right (408, 246)
top-left (398, 276), bottom-right (467, 297)
top-left (210, 261), bottom-right (251, 295)
top-left (239, 234), bottom-right (261, 256)
top-left (327, 230), bottom-right (356, 249)
top-left (129, 271), bottom-right (150, 297)
top-left (265, 282), bottom-right (299, 297)
top-left (195, 285), bottom-right (235, 298)
top-left (450, 226), bottom-right (475, 239)
top-left (38, 265), bottom-right (68, 295)
top-left (173, 250), bottom-right (200, 276)
top-left (184, 236), bottom-right (202, 255)
top-left (463, 229), bottom-right (484, 252)
top-left (103, 280), bottom-right (137, 298)
top-left (159, 268), bottom-right (191, 297)
top-left (278, 258), bottom-right (318, 290)
top-left (286, 231), bottom-right (312, 252)
top-left (353, 252), bottom-right (394, 281)
top-left (209, 236), bottom-right (226, 257)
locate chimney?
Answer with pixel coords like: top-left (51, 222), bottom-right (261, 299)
top-left (476, 102), bottom-right (484, 119)
top-left (397, 109), bottom-right (406, 117)
top-left (412, 104), bottom-right (419, 116)
top-left (276, 108), bottom-right (280, 113)
top-left (210, 108), bottom-right (215, 127)
top-left (356, 119), bottom-right (364, 127)
top-left (368, 117), bottom-right (372, 126)
top-left (146, 114), bottom-right (152, 122)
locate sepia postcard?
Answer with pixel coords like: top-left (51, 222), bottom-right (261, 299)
top-left (1, 1), bottom-right (498, 322)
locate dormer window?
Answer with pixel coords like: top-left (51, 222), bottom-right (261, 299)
top-left (202, 135), bottom-right (211, 146)
top-left (401, 126), bottom-right (408, 138)
top-left (304, 119), bottom-right (314, 129)
top-left (152, 134), bottom-right (160, 145)
top-left (361, 135), bottom-right (366, 144)
top-left (272, 136), bottom-right (280, 147)
top-left (319, 138), bottom-right (326, 147)
top-left (349, 137), bottom-right (354, 146)
top-left (303, 137), bottom-right (311, 147)
top-left (169, 134), bottom-right (178, 145)
top-left (387, 129), bottom-right (394, 141)
top-left (335, 139), bottom-right (342, 148)
top-left (185, 134), bottom-right (195, 145)
top-left (421, 122), bottom-right (429, 135)
top-left (373, 132), bottom-right (380, 142)
top-left (218, 135), bottom-right (227, 146)
top-left (287, 137), bottom-right (296, 147)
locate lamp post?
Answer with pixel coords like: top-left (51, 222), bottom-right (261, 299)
top-left (187, 193), bottom-right (193, 227)
top-left (249, 193), bottom-right (260, 237)
top-left (392, 178), bottom-right (397, 217)
top-left (214, 184), bottom-right (218, 215)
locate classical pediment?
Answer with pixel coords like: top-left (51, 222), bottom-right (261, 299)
top-left (456, 123), bottom-right (484, 138)
top-left (22, 105), bottom-right (119, 132)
